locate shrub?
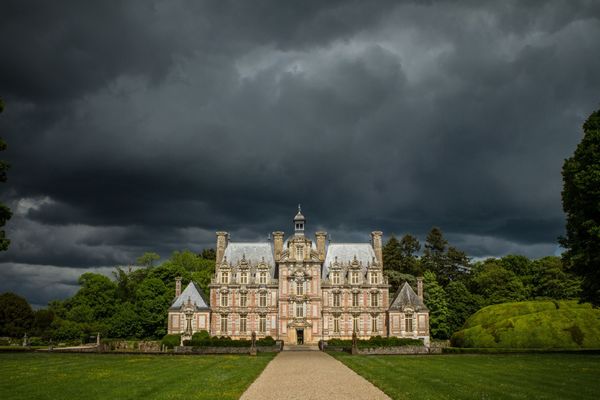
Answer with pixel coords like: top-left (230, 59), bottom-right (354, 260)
top-left (256, 336), bottom-right (275, 346)
top-left (326, 337), bottom-right (423, 349)
top-left (160, 334), bottom-right (181, 349)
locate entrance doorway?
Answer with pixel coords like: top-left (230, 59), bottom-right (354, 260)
top-left (296, 329), bottom-right (304, 345)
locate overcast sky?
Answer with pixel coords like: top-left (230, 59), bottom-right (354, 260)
top-left (1, 0), bottom-right (599, 307)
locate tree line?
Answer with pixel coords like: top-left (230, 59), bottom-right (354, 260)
top-left (0, 250), bottom-right (216, 342)
top-left (383, 228), bottom-right (582, 339)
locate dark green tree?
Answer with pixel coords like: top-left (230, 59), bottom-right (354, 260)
top-left (471, 261), bottom-right (527, 305)
top-left (0, 99), bottom-right (11, 251)
top-left (136, 252), bottom-right (160, 268)
top-left (200, 248), bottom-right (216, 260)
top-left (531, 256), bottom-right (581, 300)
top-left (560, 108), bottom-right (600, 306)
top-left (423, 271), bottom-right (450, 339)
top-left (382, 235), bottom-right (402, 272)
top-left (445, 281), bottom-right (482, 335)
top-left (399, 234), bottom-right (421, 275)
top-left (421, 227), bottom-right (448, 277)
top-left (0, 292), bottom-right (34, 337)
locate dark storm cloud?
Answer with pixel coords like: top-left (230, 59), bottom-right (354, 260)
top-left (1, 0), bottom-right (599, 305)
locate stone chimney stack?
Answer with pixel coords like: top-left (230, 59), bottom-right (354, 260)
top-left (175, 276), bottom-right (182, 298)
top-left (371, 231), bottom-right (383, 265)
top-left (216, 231), bottom-right (229, 264)
top-left (315, 231), bottom-right (327, 261)
top-left (272, 231), bottom-right (284, 261)
top-left (417, 276), bottom-right (424, 303)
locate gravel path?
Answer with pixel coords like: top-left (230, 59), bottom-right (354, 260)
top-left (240, 351), bottom-right (391, 400)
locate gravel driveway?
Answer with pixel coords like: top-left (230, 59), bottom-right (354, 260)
top-left (240, 351), bottom-right (390, 400)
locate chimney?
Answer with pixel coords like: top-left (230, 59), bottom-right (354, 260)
top-left (175, 276), bottom-right (182, 298)
top-left (272, 231), bottom-right (284, 261)
top-left (371, 231), bottom-right (383, 265)
top-left (315, 231), bottom-right (327, 261)
top-left (216, 231), bottom-right (229, 264)
top-left (417, 276), bottom-right (423, 303)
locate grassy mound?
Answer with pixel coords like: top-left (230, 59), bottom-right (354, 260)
top-left (451, 300), bottom-right (600, 348)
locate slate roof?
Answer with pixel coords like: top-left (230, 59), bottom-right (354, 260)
top-left (389, 282), bottom-right (428, 311)
top-left (169, 282), bottom-right (210, 311)
top-left (322, 243), bottom-right (377, 279)
top-left (223, 242), bottom-right (276, 277)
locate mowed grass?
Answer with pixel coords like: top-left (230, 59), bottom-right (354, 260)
top-left (0, 352), bottom-right (276, 400)
top-left (331, 353), bottom-right (600, 400)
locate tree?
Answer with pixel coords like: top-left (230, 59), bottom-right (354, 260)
top-left (382, 235), bottom-right (402, 272)
top-left (0, 99), bottom-right (11, 251)
top-left (136, 252), bottom-right (160, 268)
top-left (423, 271), bottom-right (450, 339)
top-left (531, 256), bottom-right (581, 300)
top-left (200, 248), bottom-right (216, 260)
top-left (0, 292), bottom-right (34, 337)
top-left (399, 234), bottom-right (421, 275)
top-left (561, 108), bottom-right (600, 306)
top-left (471, 261), bottom-right (527, 305)
top-left (421, 227), bottom-right (448, 277)
top-left (445, 281), bottom-right (482, 335)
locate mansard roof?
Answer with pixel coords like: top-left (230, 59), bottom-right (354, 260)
top-left (390, 282), bottom-right (428, 312)
top-left (322, 243), bottom-right (377, 279)
top-left (169, 282), bottom-right (210, 311)
top-left (223, 242), bottom-right (276, 276)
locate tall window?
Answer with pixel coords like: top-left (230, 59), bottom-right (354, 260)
top-left (296, 245), bottom-right (303, 259)
top-left (333, 317), bottom-right (340, 333)
top-left (405, 313), bottom-right (413, 332)
top-left (259, 271), bottom-right (267, 284)
top-left (240, 272), bottom-right (248, 284)
top-left (353, 316), bottom-right (360, 333)
top-left (259, 316), bottom-right (266, 333)
top-left (220, 292), bottom-right (228, 307)
top-left (332, 272), bottom-right (340, 284)
top-left (296, 281), bottom-right (304, 295)
top-left (351, 271), bottom-right (359, 284)
top-left (259, 292), bottom-right (267, 307)
top-left (371, 293), bottom-right (379, 307)
top-left (239, 292), bottom-right (247, 307)
top-left (371, 316), bottom-right (378, 332)
top-left (370, 272), bottom-right (378, 284)
top-left (296, 302), bottom-right (304, 317)
top-left (352, 293), bottom-right (359, 307)
top-left (220, 315), bottom-right (228, 332)
top-left (333, 293), bottom-right (341, 307)
top-left (221, 271), bottom-right (229, 284)
top-left (239, 315), bottom-right (247, 333)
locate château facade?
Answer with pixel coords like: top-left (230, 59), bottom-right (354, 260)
top-left (167, 208), bottom-right (430, 345)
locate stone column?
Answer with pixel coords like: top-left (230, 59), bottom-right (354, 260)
top-left (272, 231), bottom-right (284, 261)
top-left (315, 231), bottom-right (327, 261)
top-left (216, 231), bottom-right (229, 264)
top-left (371, 231), bottom-right (383, 265)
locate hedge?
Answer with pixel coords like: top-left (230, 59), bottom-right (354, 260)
top-left (160, 334), bottom-right (181, 349)
top-left (327, 336), bottom-right (423, 349)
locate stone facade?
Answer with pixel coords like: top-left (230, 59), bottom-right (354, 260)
top-left (167, 208), bottom-right (430, 345)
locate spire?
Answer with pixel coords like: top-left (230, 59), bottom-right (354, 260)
top-left (294, 204), bottom-right (305, 236)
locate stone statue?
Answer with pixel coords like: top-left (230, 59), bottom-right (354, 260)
top-left (250, 331), bottom-right (257, 356)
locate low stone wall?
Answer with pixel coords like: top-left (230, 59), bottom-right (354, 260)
top-left (357, 345), bottom-right (442, 355)
top-left (174, 345), bottom-right (281, 354)
top-left (102, 340), bottom-right (161, 352)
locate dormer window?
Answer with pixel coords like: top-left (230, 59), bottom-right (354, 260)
top-left (332, 272), bottom-right (340, 285)
top-left (296, 245), bottom-right (303, 259)
top-left (370, 272), bottom-right (378, 284)
top-left (259, 271), bottom-right (267, 284)
top-left (221, 271), bottom-right (229, 284)
top-left (351, 271), bottom-right (360, 285)
top-left (240, 272), bottom-right (248, 284)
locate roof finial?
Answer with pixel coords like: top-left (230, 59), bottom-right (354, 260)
top-left (298, 203), bottom-right (301, 213)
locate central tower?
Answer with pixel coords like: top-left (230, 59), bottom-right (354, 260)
top-left (276, 206), bottom-right (323, 344)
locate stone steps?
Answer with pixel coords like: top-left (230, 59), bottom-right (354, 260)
top-left (283, 344), bottom-right (320, 351)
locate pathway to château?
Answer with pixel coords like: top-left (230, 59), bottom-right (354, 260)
top-left (240, 350), bottom-right (391, 400)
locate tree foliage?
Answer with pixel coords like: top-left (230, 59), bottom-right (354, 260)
top-left (0, 292), bottom-right (34, 337)
top-left (0, 98), bottom-right (11, 251)
top-left (561, 108), bottom-right (600, 306)
top-left (423, 271), bottom-right (450, 339)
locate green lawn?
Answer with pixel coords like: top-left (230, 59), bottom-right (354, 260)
top-left (331, 353), bottom-right (600, 400)
top-left (0, 352), bottom-right (275, 400)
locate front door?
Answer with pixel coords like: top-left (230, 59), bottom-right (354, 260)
top-left (296, 329), bottom-right (304, 345)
